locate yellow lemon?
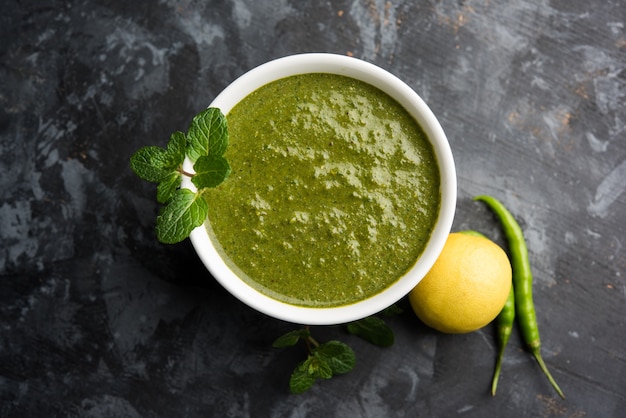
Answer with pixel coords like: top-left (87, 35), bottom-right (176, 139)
top-left (409, 232), bottom-right (512, 334)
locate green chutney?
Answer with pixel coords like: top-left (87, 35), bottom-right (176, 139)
top-left (205, 73), bottom-right (440, 307)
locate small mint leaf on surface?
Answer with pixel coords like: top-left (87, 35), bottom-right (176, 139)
top-left (289, 361), bottom-right (317, 394)
top-left (308, 354), bottom-right (333, 379)
top-left (192, 155), bottom-right (231, 189)
top-left (272, 329), bottom-right (311, 348)
top-left (314, 341), bottom-right (356, 374)
top-left (346, 316), bottom-right (394, 347)
top-left (381, 304), bottom-right (404, 317)
top-left (155, 189), bottom-right (208, 244)
top-left (186, 108), bottom-right (228, 162)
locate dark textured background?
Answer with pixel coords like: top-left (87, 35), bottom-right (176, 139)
top-left (1, 1), bottom-right (625, 417)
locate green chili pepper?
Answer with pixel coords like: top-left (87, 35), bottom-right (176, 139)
top-left (474, 195), bottom-right (565, 399)
top-left (491, 286), bottom-right (515, 396)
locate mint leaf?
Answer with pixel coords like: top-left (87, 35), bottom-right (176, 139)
top-left (130, 131), bottom-right (187, 203)
top-left (288, 348), bottom-right (350, 393)
top-left (192, 155), bottom-right (231, 189)
top-left (130, 146), bottom-right (171, 182)
top-left (187, 108), bottom-right (228, 162)
top-left (314, 341), bottom-right (356, 374)
top-left (155, 189), bottom-right (208, 244)
top-left (273, 329), bottom-right (311, 348)
top-left (346, 316), bottom-right (394, 347)
top-left (381, 304), bottom-right (404, 317)
top-left (289, 361), bottom-right (317, 394)
top-left (157, 172), bottom-right (182, 204)
top-left (165, 130), bottom-right (187, 162)
top-left (130, 131), bottom-right (186, 182)
top-left (308, 354), bottom-right (333, 379)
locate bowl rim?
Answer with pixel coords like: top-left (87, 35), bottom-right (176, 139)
top-left (184, 53), bottom-right (456, 325)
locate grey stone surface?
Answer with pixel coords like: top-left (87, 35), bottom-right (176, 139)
top-left (1, 0), bottom-right (625, 417)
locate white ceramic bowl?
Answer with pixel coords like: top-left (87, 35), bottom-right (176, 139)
top-left (185, 53), bottom-right (456, 325)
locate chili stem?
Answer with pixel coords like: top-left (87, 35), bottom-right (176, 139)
top-left (531, 348), bottom-right (565, 399)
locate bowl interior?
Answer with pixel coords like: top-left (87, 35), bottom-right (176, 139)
top-left (186, 53), bottom-right (456, 325)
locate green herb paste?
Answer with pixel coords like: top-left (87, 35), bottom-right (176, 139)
top-left (205, 73), bottom-right (440, 307)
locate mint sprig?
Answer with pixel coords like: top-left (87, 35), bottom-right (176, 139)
top-left (273, 310), bottom-right (398, 394)
top-left (130, 108), bottom-right (231, 244)
top-left (273, 327), bottom-right (356, 394)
